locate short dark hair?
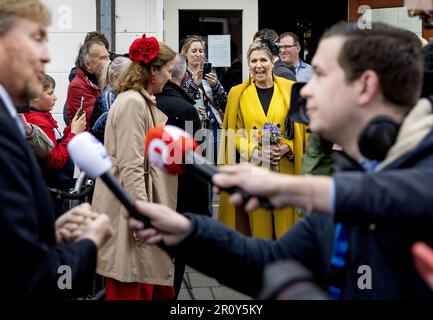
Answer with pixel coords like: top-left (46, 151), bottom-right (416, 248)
top-left (253, 28), bottom-right (279, 43)
top-left (42, 74), bottom-right (55, 90)
top-left (84, 31), bottom-right (109, 49)
top-left (279, 32), bottom-right (300, 45)
top-left (321, 21), bottom-right (423, 108)
top-left (75, 32), bottom-right (109, 68)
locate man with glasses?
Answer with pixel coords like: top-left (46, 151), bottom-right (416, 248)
top-left (279, 32), bottom-right (313, 82)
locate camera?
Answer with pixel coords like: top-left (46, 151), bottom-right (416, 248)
top-left (285, 82), bottom-right (308, 139)
top-left (288, 82), bottom-right (309, 125)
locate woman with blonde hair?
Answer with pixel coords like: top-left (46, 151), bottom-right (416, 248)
top-left (90, 56), bottom-right (131, 143)
top-left (218, 39), bottom-right (307, 240)
top-left (91, 34), bottom-right (177, 300)
top-left (180, 35), bottom-right (227, 163)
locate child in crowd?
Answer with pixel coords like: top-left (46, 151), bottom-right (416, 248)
top-left (25, 74), bottom-right (86, 217)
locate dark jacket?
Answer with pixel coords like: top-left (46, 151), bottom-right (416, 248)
top-left (273, 59), bottom-right (296, 82)
top-left (0, 98), bottom-right (97, 298)
top-left (174, 126), bottom-right (433, 299)
top-left (156, 81), bottom-right (211, 216)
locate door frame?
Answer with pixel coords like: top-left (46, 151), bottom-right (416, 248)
top-left (163, 0), bottom-right (258, 82)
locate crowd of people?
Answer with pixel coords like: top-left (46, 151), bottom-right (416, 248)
top-left (2, 0), bottom-right (433, 301)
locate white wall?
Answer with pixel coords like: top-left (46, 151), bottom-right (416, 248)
top-left (43, 0), bottom-right (97, 130)
top-left (115, 0), bottom-right (164, 53)
top-left (371, 7), bottom-right (422, 37)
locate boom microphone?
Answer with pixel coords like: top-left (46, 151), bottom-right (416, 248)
top-left (145, 125), bottom-right (273, 210)
top-left (67, 132), bottom-right (151, 227)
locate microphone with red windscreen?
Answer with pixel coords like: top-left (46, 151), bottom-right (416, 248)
top-left (145, 125), bottom-right (273, 210)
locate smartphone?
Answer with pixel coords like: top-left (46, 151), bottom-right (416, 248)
top-left (203, 62), bottom-right (212, 76)
top-left (76, 96), bottom-right (85, 118)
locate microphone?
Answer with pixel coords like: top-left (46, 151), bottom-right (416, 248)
top-left (67, 132), bottom-right (151, 227)
top-left (145, 125), bottom-right (273, 210)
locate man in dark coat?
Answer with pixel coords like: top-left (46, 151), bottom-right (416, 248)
top-left (0, 0), bottom-right (112, 298)
top-left (129, 22), bottom-right (433, 299)
top-left (156, 54), bottom-right (211, 217)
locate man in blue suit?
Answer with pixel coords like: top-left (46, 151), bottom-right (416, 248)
top-left (0, 0), bottom-right (112, 298)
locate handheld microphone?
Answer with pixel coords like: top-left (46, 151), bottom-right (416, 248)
top-left (67, 132), bottom-right (151, 227)
top-left (145, 125), bottom-right (273, 210)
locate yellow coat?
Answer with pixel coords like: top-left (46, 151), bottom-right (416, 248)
top-left (218, 76), bottom-right (307, 239)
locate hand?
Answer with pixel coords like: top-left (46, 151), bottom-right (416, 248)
top-left (412, 242), bottom-right (433, 290)
top-left (128, 201), bottom-right (192, 246)
top-left (270, 145), bottom-right (282, 165)
top-left (18, 114), bottom-right (33, 136)
top-left (212, 164), bottom-right (289, 211)
top-left (204, 72), bottom-right (218, 87)
top-left (71, 109), bottom-right (86, 134)
top-left (55, 203), bottom-right (98, 244)
top-left (78, 213), bottom-right (113, 249)
top-left (271, 144), bottom-right (292, 164)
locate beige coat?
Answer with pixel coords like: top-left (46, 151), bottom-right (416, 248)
top-left (92, 89), bottom-right (177, 285)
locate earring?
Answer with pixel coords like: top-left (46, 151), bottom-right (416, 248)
top-left (151, 75), bottom-right (156, 84)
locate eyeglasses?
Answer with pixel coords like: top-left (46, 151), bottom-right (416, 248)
top-left (278, 44), bottom-right (299, 50)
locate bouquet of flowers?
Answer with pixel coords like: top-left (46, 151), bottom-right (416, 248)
top-left (254, 121), bottom-right (283, 171)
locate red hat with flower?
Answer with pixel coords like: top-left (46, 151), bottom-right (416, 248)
top-left (129, 34), bottom-right (160, 64)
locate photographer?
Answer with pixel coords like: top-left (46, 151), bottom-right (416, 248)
top-left (128, 22), bottom-right (433, 299)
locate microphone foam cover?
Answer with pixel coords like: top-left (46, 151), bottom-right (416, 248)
top-left (145, 125), bottom-right (197, 174)
top-left (68, 132), bottom-right (112, 179)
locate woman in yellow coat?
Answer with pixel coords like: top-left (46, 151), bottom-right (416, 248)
top-left (218, 39), bottom-right (307, 239)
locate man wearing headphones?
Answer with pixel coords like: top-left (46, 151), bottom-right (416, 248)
top-left (128, 22), bottom-right (433, 299)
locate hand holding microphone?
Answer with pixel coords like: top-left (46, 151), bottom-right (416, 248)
top-left (145, 125), bottom-right (274, 210)
top-left (67, 132), bottom-right (151, 228)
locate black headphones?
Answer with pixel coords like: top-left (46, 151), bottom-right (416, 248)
top-left (357, 116), bottom-right (401, 161)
